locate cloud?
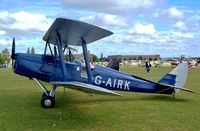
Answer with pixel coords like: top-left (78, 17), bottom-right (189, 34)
top-left (9, 11), bottom-right (52, 31)
top-left (172, 32), bottom-right (194, 39)
top-left (61, 0), bottom-right (154, 10)
top-left (106, 28), bottom-right (195, 51)
top-left (0, 30), bottom-right (6, 35)
top-left (60, 0), bottom-right (156, 15)
top-left (174, 21), bottom-right (185, 29)
top-left (80, 13), bottom-right (127, 28)
top-left (0, 39), bottom-right (10, 46)
top-left (0, 11), bottom-right (53, 37)
top-left (134, 37), bottom-right (155, 43)
top-left (60, 0), bottom-right (117, 10)
top-left (129, 23), bottom-right (156, 35)
top-left (168, 7), bottom-right (183, 18)
top-left (153, 7), bottom-right (184, 21)
top-left (0, 11), bottom-right (15, 25)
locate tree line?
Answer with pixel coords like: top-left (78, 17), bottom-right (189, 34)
top-left (0, 47), bottom-right (36, 65)
top-left (0, 48), bottom-right (10, 65)
top-left (27, 47), bottom-right (35, 54)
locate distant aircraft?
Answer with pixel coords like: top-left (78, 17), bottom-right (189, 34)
top-left (11, 18), bottom-right (194, 108)
top-left (171, 59), bottom-right (198, 68)
top-left (188, 60), bottom-right (198, 68)
top-left (171, 60), bottom-right (179, 67)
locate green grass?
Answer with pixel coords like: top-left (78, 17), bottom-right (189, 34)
top-left (0, 67), bottom-right (200, 131)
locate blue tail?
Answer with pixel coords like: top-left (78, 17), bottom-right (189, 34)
top-left (157, 63), bottom-right (193, 93)
top-left (158, 73), bottom-right (176, 86)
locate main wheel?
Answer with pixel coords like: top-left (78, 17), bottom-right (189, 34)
top-left (41, 96), bottom-right (55, 108)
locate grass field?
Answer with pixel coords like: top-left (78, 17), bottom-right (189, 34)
top-left (0, 67), bottom-right (200, 130)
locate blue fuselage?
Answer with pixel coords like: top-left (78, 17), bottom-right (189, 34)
top-left (14, 53), bottom-right (173, 95)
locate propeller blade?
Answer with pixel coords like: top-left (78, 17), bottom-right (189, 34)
top-left (11, 37), bottom-right (15, 60)
top-left (11, 37), bottom-right (15, 69)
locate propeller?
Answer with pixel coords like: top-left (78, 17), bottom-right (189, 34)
top-left (11, 37), bottom-right (15, 68)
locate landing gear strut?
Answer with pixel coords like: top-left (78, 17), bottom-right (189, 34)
top-left (34, 78), bottom-right (57, 108)
top-left (172, 91), bottom-right (176, 99)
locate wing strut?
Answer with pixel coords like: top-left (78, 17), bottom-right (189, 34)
top-left (81, 37), bottom-right (93, 84)
top-left (56, 30), bottom-right (67, 81)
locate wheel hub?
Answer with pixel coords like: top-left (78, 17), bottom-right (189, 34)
top-left (44, 99), bottom-right (52, 107)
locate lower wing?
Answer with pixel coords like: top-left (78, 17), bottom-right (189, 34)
top-left (50, 81), bottom-right (121, 96)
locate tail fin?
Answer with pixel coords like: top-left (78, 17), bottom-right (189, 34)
top-left (158, 63), bottom-right (188, 93)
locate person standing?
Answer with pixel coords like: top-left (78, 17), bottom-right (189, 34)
top-left (145, 60), bottom-right (151, 73)
top-left (107, 59), bottom-right (120, 71)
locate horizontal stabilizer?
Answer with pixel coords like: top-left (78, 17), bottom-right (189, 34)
top-left (50, 81), bottom-right (121, 96)
top-left (158, 83), bottom-right (196, 93)
top-left (173, 86), bottom-right (196, 93)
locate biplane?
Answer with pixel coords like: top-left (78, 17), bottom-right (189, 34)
top-left (11, 18), bottom-right (194, 108)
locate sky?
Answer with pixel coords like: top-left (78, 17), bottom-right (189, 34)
top-left (0, 0), bottom-right (200, 58)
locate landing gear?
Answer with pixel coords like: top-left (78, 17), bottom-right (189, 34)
top-left (41, 91), bottom-right (55, 108)
top-left (34, 78), bottom-right (57, 108)
top-left (42, 91), bottom-right (50, 98)
top-left (41, 95), bottom-right (55, 108)
top-left (172, 91), bottom-right (176, 99)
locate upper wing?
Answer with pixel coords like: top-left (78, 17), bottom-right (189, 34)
top-left (43, 18), bottom-right (113, 46)
top-left (50, 81), bottom-right (121, 96)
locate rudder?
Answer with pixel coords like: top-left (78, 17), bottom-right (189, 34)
top-left (158, 63), bottom-right (188, 93)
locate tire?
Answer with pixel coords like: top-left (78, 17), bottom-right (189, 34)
top-left (41, 96), bottom-right (55, 108)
